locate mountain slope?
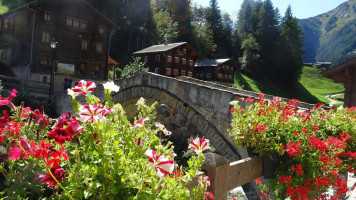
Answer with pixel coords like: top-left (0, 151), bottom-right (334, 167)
top-left (300, 0), bottom-right (356, 65)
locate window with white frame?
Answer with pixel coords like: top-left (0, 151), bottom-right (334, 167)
top-left (66, 17), bottom-right (73, 27)
top-left (81, 40), bottom-right (88, 50)
top-left (44, 12), bottom-right (52, 22)
top-left (182, 58), bottom-right (186, 65)
top-left (174, 57), bottom-right (179, 64)
top-left (181, 70), bottom-right (185, 76)
top-left (42, 31), bottom-right (50, 43)
top-left (217, 73), bottom-right (223, 79)
top-left (96, 43), bottom-right (103, 53)
top-left (144, 56), bottom-right (148, 62)
top-left (98, 26), bottom-right (105, 35)
top-left (174, 69), bottom-right (178, 76)
top-left (80, 21), bottom-right (87, 31)
top-left (183, 49), bottom-right (186, 54)
top-left (189, 60), bottom-right (193, 66)
top-left (188, 72), bottom-right (193, 77)
top-left (166, 68), bottom-right (171, 75)
top-left (167, 56), bottom-right (172, 62)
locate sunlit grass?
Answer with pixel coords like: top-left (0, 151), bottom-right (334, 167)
top-left (0, 0), bottom-right (8, 14)
top-left (234, 66), bottom-right (344, 104)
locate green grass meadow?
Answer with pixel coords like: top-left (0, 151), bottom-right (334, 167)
top-left (234, 66), bottom-right (344, 105)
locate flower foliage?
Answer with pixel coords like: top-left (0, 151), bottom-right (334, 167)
top-left (229, 95), bottom-right (356, 199)
top-left (0, 80), bottom-right (211, 199)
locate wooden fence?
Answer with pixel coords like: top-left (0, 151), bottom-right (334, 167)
top-left (190, 153), bottom-right (263, 200)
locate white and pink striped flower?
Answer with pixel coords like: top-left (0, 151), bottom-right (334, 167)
top-left (188, 137), bottom-right (210, 154)
top-left (78, 105), bottom-right (106, 123)
top-left (198, 175), bottom-right (211, 188)
top-left (131, 116), bottom-right (149, 128)
top-left (102, 107), bottom-right (112, 117)
top-left (67, 80), bottom-right (96, 97)
top-left (155, 122), bottom-right (172, 136)
top-left (136, 138), bottom-right (144, 146)
top-left (145, 150), bottom-right (174, 179)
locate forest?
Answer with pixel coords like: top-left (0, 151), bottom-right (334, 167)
top-left (2, 0), bottom-right (304, 86)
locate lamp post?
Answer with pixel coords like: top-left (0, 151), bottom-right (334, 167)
top-left (49, 38), bottom-right (57, 105)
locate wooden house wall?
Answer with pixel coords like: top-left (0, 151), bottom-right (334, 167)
top-left (0, 1), bottom-right (114, 83)
top-left (31, 1), bottom-right (110, 80)
top-left (139, 43), bottom-right (198, 78)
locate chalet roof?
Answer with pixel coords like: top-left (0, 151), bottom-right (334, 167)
top-left (322, 57), bottom-right (356, 78)
top-left (1, 0), bottom-right (119, 29)
top-left (108, 57), bottom-right (118, 65)
top-left (194, 58), bottom-right (230, 67)
top-left (133, 42), bottom-right (187, 54)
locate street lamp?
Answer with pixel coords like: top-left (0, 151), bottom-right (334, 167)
top-left (49, 38), bottom-right (57, 104)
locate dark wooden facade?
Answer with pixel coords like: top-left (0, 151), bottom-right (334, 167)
top-left (322, 57), bottom-right (356, 107)
top-left (194, 59), bottom-right (236, 83)
top-left (0, 0), bottom-right (118, 93)
top-left (133, 42), bottom-right (200, 78)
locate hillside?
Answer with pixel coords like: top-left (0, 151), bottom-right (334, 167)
top-left (234, 66), bottom-right (344, 105)
top-left (300, 0), bottom-right (356, 65)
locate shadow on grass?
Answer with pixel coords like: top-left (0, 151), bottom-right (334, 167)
top-left (235, 72), bottom-right (252, 91)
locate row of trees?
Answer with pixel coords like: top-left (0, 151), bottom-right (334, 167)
top-left (2, 0), bottom-right (304, 85)
top-left (237, 0), bottom-right (304, 85)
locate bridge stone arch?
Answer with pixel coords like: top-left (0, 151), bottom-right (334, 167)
top-left (55, 72), bottom-right (314, 161)
top-left (113, 85), bottom-right (241, 160)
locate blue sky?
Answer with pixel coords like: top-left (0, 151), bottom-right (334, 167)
top-left (193, 0), bottom-right (348, 19)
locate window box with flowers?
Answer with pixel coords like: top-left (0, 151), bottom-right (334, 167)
top-left (229, 94), bottom-right (356, 199)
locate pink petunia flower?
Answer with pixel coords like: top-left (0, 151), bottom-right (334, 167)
top-left (136, 138), bottom-right (144, 146)
top-left (145, 150), bottom-right (174, 179)
top-left (131, 116), bottom-right (149, 128)
top-left (198, 175), bottom-right (211, 187)
top-left (67, 80), bottom-right (96, 97)
top-left (155, 122), bottom-right (172, 136)
top-left (78, 105), bottom-right (106, 123)
top-left (188, 137), bottom-right (210, 154)
top-left (0, 89), bottom-right (17, 110)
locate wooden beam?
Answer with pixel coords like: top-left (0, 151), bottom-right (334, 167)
top-left (227, 157), bottom-right (263, 190)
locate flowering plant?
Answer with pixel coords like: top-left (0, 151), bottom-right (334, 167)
top-left (0, 80), bottom-right (212, 199)
top-left (229, 94), bottom-right (356, 199)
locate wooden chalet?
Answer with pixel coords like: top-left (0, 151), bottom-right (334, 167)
top-left (133, 42), bottom-right (200, 78)
top-left (0, 0), bottom-right (118, 96)
top-left (322, 57), bottom-right (356, 107)
top-left (194, 58), bottom-right (236, 83)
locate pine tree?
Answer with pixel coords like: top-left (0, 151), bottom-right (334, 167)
top-left (256, 0), bottom-right (280, 77)
top-left (206, 0), bottom-right (224, 57)
top-left (278, 5), bottom-right (304, 84)
top-left (240, 34), bottom-right (260, 76)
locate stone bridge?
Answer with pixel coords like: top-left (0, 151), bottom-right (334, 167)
top-left (56, 72), bottom-right (313, 162)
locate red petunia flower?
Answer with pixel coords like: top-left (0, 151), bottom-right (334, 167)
top-left (37, 167), bottom-right (68, 187)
